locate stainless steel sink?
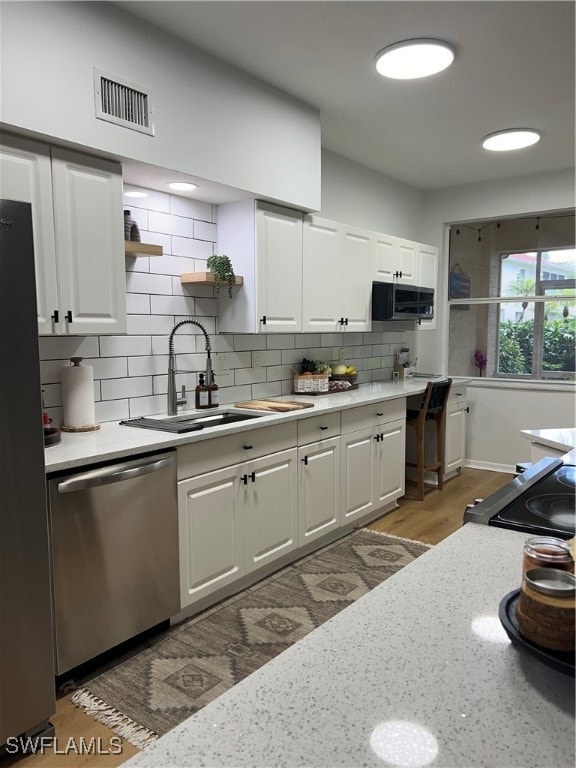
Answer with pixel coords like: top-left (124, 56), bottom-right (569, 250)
top-left (120, 410), bottom-right (265, 434)
top-left (150, 410), bottom-right (264, 426)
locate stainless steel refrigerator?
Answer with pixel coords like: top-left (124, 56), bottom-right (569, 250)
top-left (0, 199), bottom-right (55, 749)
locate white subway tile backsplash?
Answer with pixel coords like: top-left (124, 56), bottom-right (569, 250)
top-left (150, 294), bottom-right (196, 316)
top-left (101, 376), bottom-right (153, 400)
top-left (193, 220), bottom-right (217, 242)
top-left (149, 211), bottom-right (195, 238)
top-left (38, 336), bottom-right (99, 360)
top-left (253, 381), bottom-right (282, 399)
top-left (95, 398), bottom-right (129, 423)
top-left (126, 293), bottom-right (151, 314)
top-left (169, 197), bottom-right (213, 222)
top-left (126, 272), bottom-right (173, 295)
top-left (39, 190), bottom-right (411, 423)
top-left (235, 335), bottom-right (266, 351)
top-left (171, 236), bottom-right (214, 260)
top-left (100, 336), bottom-right (152, 357)
top-left (128, 355), bottom-right (169, 377)
top-left (126, 315), bottom-right (176, 335)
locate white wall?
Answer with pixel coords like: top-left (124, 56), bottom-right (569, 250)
top-left (320, 150), bottom-right (425, 240)
top-left (0, 1), bottom-right (321, 210)
top-left (418, 168), bottom-right (576, 468)
top-left (465, 381), bottom-right (575, 471)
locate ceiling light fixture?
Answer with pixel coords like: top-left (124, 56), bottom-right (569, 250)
top-left (168, 182), bottom-right (199, 191)
top-left (375, 39), bottom-right (455, 80)
top-left (124, 190), bottom-right (149, 199)
top-left (482, 129), bottom-right (541, 152)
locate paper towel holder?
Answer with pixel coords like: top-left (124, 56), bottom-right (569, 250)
top-left (60, 357), bottom-right (101, 433)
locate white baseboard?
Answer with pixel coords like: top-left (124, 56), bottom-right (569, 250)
top-left (465, 459), bottom-right (515, 474)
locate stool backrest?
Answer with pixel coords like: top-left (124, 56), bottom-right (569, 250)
top-left (418, 378), bottom-right (452, 418)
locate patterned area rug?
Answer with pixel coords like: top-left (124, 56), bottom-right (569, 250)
top-left (72, 529), bottom-right (430, 748)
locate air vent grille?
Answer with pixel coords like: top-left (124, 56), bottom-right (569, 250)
top-left (94, 69), bottom-right (154, 136)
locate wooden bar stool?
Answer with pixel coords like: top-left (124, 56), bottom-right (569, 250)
top-left (405, 379), bottom-right (452, 501)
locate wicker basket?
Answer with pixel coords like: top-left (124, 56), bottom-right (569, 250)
top-left (293, 373), bottom-right (329, 393)
top-left (329, 373), bottom-right (358, 385)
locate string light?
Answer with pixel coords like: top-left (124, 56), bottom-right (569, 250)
top-left (535, 217), bottom-right (540, 230)
top-left (477, 229), bottom-right (482, 242)
top-left (453, 212), bottom-right (572, 239)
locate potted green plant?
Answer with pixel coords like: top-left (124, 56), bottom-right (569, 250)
top-left (207, 254), bottom-right (236, 298)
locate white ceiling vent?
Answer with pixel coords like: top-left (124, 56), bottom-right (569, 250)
top-left (94, 69), bottom-right (154, 136)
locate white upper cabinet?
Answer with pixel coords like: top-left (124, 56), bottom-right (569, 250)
top-left (374, 233), bottom-right (418, 285)
top-left (302, 216), bottom-right (372, 333)
top-left (418, 243), bottom-right (438, 290)
top-left (217, 200), bottom-right (303, 333)
top-left (0, 135), bottom-right (126, 335)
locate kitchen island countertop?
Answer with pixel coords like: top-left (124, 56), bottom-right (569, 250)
top-left (44, 378), bottom-right (442, 473)
top-left (520, 427), bottom-right (576, 453)
top-left (123, 523), bottom-right (574, 768)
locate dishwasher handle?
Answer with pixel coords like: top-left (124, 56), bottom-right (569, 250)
top-left (57, 455), bottom-right (174, 493)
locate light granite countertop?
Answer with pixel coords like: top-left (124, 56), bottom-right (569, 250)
top-left (520, 428), bottom-right (576, 453)
top-left (44, 379), bottom-right (438, 473)
top-left (123, 523), bottom-right (575, 768)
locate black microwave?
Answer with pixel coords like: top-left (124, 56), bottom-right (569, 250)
top-left (371, 282), bottom-right (434, 321)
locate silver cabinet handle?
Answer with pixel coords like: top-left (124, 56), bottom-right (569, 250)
top-left (57, 456), bottom-right (174, 493)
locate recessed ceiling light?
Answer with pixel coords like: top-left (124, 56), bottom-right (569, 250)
top-left (168, 182), bottom-right (199, 191)
top-left (375, 39), bottom-right (454, 80)
top-left (482, 129), bottom-right (541, 152)
top-left (124, 190), bottom-right (149, 199)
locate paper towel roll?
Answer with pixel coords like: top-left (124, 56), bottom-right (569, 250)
top-left (61, 357), bottom-right (98, 429)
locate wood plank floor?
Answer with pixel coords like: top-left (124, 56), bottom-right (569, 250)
top-left (8, 468), bottom-right (512, 768)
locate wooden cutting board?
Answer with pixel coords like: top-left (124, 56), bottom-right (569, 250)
top-left (234, 399), bottom-right (315, 412)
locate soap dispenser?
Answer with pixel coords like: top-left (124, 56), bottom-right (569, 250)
top-left (195, 373), bottom-right (210, 409)
top-left (208, 372), bottom-right (219, 409)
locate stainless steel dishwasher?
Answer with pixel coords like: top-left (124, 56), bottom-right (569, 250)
top-left (48, 450), bottom-right (179, 675)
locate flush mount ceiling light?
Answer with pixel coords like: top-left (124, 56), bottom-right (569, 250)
top-left (168, 181), bottom-right (199, 191)
top-left (482, 129), bottom-right (541, 152)
top-left (375, 39), bottom-right (455, 79)
top-left (124, 190), bottom-right (149, 199)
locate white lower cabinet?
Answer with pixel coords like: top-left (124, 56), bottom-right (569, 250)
top-left (445, 385), bottom-right (468, 477)
top-left (178, 464), bottom-right (246, 608)
top-left (244, 449), bottom-right (299, 573)
top-left (178, 447), bottom-right (298, 609)
top-left (340, 400), bottom-right (406, 525)
top-left (298, 437), bottom-right (341, 546)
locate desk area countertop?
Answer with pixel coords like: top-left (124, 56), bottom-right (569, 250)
top-left (122, 523), bottom-right (574, 768)
top-left (44, 379), bottom-right (444, 473)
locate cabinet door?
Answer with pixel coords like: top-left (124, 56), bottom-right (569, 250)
top-left (445, 402), bottom-right (466, 476)
top-left (51, 148), bottom-right (126, 335)
top-left (244, 448), bottom-right (298, 572)
top-left (339, 225), bottom-right (373, 331)
top-left (418, 243), bottom-right (438, 289)
top-left (178, 465), bottom-right (245, 608)
top-left (373, 420), bottom-right (406, 506)
top-left (374, 233), bottom-right (417, 285)
top-left (0, 137), bottom-right (59, 334)
top-left (302, 216), bottom-right (341, 332)
top-left (256, 202), bottom-right (303, 333)
top-left (340, 427), bottom-right (376, 524)
top-left (298, 437), bottom-right (341, 546)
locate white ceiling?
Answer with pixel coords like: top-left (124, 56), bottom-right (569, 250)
top-left (117, 0), bottom-right (575, 196)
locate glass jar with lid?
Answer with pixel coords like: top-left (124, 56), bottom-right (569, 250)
top-left (522, 536), bottom-right (573, 575)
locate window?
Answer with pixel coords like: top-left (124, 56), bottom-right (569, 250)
top-left (497, 249), bottom-right (575, 379)
top-left (448, 214), bottom-right (575, 382)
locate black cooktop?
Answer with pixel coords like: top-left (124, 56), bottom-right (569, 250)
top-left (490, 464), bottom-right (575, 538)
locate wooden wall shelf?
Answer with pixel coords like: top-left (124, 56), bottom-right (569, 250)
top-left (180, 272), bottom-right (244, 286)
top-left (125, 241), bottom-right (163, 257)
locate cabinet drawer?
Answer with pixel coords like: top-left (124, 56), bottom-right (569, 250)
top-left (341, 400), bottom-right (405, 434)
top-left (177, 422), bottom-right (297, 479)
top-left (297, 411), bottom-right (340, 445)
top-left (448, 384), bottom-right (467, 405)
